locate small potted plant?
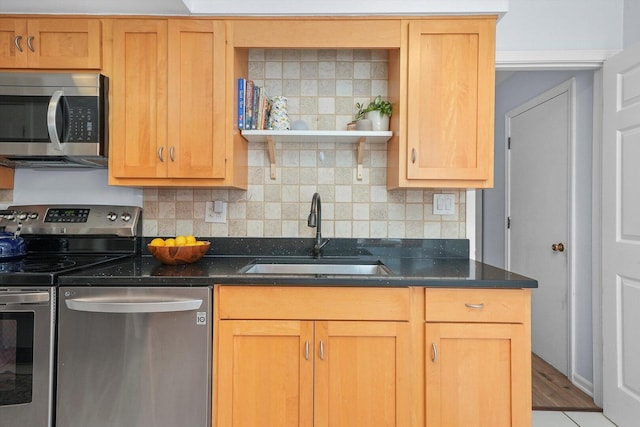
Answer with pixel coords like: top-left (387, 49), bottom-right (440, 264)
top-left (355, 95), bottom-right (392, 131)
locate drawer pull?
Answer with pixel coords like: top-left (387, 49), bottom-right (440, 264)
top-left (304, 340), bottom-right (310, 360)
top-left (431, 343), bottom-right (438, 362)
top-left (465, 303), bottom-right (485, 309)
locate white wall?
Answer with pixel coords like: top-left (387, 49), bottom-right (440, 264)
top-left (9, 169), bottom-right (142, 207)
top-left (496, 0), bottom-right (623, 52)
top-left (624, 0), bottom-right (640, 47)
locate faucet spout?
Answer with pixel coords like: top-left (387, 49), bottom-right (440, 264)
top-left (308, 192), bottom-right (328, 256)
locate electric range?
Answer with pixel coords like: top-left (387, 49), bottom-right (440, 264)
top-left (0, 204), bottom-right (142, 285)
top-left (0, 204), bottom-right (141, 427)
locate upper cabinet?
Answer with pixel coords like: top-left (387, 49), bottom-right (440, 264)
top-left (388, 17), bottom-right (496, 189)
top-left (0, 18), bottom-right (101, 69)
top-left (231, 17), bottom-right (496, 190)
top-left (106, 18), bottom-right (246, 188)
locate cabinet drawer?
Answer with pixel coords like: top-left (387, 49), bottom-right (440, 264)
top-left (219, 286), bottom-right (410, 321)
top-left (425, 288), bottom-right (529, 323)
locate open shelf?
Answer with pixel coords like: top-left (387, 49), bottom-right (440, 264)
top-left (240, 130), bottom-right (393, 180)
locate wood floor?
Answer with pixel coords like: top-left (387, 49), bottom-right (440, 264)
top-left (532, 353), bottom-right (601, 411)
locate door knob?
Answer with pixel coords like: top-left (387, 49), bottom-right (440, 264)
top-left (551, 243), bottom-right (565, 252)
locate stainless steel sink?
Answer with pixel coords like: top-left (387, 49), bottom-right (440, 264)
top-left (240, 260), bottom-right (392, 275)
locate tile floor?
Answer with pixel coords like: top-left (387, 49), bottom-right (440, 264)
top-left (533, 411), bottom-right (618, 426)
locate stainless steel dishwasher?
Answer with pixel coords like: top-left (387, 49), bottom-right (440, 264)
top-left (56, 286), bottom-right (211, 427)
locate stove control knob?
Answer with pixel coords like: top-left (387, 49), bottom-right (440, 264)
top-left (107, 212), bottom-right (118, 221)
top-left (28, 212), bottom-right (39, 220)
top-left (121, 212), bottom-right (132, 222)
top-left (17, 212), bottom-right (28, 220)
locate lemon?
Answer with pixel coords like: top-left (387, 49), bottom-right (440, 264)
top-left (175, 235), bottom-right (187, 246)
top-left (149, 238), bottom-right (165, 247)
top-left (196, 241), bottom-right (207, 246)
top-left (164, 238), bottom-right (176, 247)
top-left (185, 235), bottom-right (197, 245)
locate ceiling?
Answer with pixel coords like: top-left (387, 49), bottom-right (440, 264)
top-left (0, 0), bottom-right (508, 16)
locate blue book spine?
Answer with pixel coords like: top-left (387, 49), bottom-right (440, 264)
top-left (237, 78), bottom-right (246, 130)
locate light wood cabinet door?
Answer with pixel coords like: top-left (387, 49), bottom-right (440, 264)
top-left (425, 322), bottom-right (531, 427)
top-left (389, 18), bottom-right (495, 189)
top-left (217, 319), bottom-right (409, 427)
top-left (0, 18), bottom-right (101, 69)
top-left (217, 320), bottom-right (314, 427)
top-left (108, 18), bottom-right (233, 184)
top-left (109, 19), bottom-right (168, 178)
top-left (167, 20), bottom-right (226, 179)
top-left (314, 320), bottom-right (411, 427)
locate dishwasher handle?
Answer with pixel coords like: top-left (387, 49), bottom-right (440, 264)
top-left (65, 297), bottom-right (203, 313)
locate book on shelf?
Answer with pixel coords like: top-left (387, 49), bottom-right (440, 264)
top-left (238, 78), bottom-right (272, 131)
top-left (244, 80), bottom-right (254, 130)
top-left (253, 88), bottom-right (270, 130)
top-left (251, 85), bottom-right (260, 129)
top-left (237, 78), bottom-right (246, 130)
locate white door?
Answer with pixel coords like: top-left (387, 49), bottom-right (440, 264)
top-left (506, 80), bottom-right (573, 376)
top-left (602, 42), bottom-right (640, 427)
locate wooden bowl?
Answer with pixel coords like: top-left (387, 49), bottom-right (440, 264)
top-left (147, 242), bottom-right (211, 265)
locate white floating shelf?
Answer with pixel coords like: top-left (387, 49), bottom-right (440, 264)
top-left (241, 130), bottom-right (392, 144)
top-left (240, 130), bottom-right (393, 180)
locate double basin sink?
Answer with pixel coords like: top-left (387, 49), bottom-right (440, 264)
top-left (239, 258), bottom-right (392, 276)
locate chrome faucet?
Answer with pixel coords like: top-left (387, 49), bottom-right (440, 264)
top-left (307, 192), bottom-right (329, 257)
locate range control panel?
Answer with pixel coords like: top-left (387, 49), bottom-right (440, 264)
top-left (0, 205), bottom-right (142, 237)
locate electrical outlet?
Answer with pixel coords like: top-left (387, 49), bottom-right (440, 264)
top-left (433, 194), bottom-right (456, 215)
top-left (205, 201), bottom-right (227, 223)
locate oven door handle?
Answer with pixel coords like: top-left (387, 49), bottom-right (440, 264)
top-left (0, 291), bottom-right (50, 305)
top-left (65, 297), bottom-right (203, 313)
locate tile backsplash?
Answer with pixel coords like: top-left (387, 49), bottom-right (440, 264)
top-left (142, 49), bottom-right (466, 240)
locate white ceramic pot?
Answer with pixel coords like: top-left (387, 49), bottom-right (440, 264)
top-left (365, 110), bottom-right (390, 131)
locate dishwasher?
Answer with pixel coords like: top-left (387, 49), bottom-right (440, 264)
top-left (56, 286), bottom-right (211, 427)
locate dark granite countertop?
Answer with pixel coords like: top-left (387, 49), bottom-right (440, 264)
top-left (58, 238), bottom-right (537, 288)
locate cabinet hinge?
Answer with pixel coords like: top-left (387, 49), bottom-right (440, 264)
top-left (508, 137), bottom-right (511, 149)
top-left (507, 217), bottom-right (511, 229)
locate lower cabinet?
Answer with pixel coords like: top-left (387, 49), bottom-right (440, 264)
top-left (215, 286), bottom-right (412, 427)
top-left (424, 289), bottom-right (532, 427)
top-left (214, 286), bottom-right (531, 427)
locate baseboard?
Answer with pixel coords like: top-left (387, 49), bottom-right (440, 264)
top-left (571, 371), bottom-right (594, 397)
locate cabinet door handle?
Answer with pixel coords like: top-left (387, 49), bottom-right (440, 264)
top-left (319, 340), bottom-right (325, 360)
top-left (411, 148), bottom-right (417, 164)
top-left (304, 340), bottom-right (310, 360)
top-left (14, 35), bottom-right (23, 53)
top-left (27, 35), bottom-right (35, 52)
top-left (158, 146), bottom-right (165, 162)
top-left (169, 146), bottom-right (176, 162)
top-left (431, 343), bottom-right (438, 362)
top-left (465, 303), bottom-right (485, 309)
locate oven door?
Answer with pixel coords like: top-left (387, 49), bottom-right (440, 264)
top-left (0, 288), bottom-right (54, 427)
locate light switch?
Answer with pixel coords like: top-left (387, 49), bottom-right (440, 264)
top-left (433, 194), bottom-right (456, 215)
top-left (205, 201), bottom-right (227, 223)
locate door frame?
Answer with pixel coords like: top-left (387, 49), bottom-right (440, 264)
top-left (492, 49), bottom-right (618, 405)
top-left (504, 78), bottom-right (578, 387)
